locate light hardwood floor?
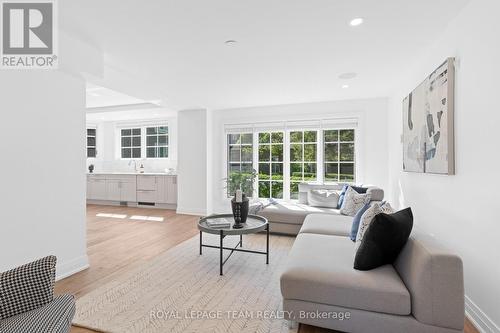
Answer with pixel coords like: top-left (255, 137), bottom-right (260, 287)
top-left (61, 205), bottom-right (478, 333)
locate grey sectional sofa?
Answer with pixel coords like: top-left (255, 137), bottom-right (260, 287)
top-left (280, 214), bottom-right (465, 333)
top-left (259, 183), bottom-right (384, 235)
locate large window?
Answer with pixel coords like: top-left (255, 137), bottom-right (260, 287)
top-left (87, 128), bottom-right (97, 158)
top-left (289, 130), bottom-right (318, 199)
top-left (324, 129), bottom-right (355, 182)
top-left (225, 126), bottom-right (356, 201)
top-left (146, 126), bottom-right (169, 158)
top-left (227, 133), bottom-right (253, 175)
top-left (121, 128), bottom-right (141, 158)
top-left (258, 132), bottom-right (284, 199)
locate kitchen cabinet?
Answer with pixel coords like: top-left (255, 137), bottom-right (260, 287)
top-left (87, 175), bottom-right (107, 200)
top-left (86, 173), bottom-right (176, 207)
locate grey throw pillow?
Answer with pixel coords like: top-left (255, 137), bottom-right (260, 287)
top-left (307, 189), bottom-right (340, 208)
top-left (355, 202), bottom-right (394, 251)
top-left (0, 256), bottom-right (56, 319)
top-left (339, 187), bottom-right (371, 216)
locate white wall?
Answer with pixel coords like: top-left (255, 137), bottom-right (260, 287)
top-left (387, 0), bottom-right (500, 331)
top-left (86, 116), bottom-right (178, 173)
top-left (0, 71), bottom-right (88, 279)
top-left (177, 109), bottom-right (209, 215)
top-left (210, 98), bottom-right (389, 213)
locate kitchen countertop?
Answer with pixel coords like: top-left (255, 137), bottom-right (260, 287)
top-left (87, 172), bottom-right (177, 176)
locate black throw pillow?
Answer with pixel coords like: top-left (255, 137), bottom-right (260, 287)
top-left (354, 208), bottom-right (413, 271)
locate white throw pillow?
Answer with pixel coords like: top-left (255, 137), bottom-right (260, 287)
top-left (355, 202), bottom-right (394, 250)
top-left (307, 189), bottom-right (340, 208)
top-left (339, 187), bottom-right (371, 217)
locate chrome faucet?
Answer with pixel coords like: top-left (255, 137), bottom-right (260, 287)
top-left (128, 159), bottom-right (138, 173)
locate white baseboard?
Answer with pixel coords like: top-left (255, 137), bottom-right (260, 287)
top-left (465, 295), bottom-right (500, 333)
top-left (176, 207), bottom-right (207, 216)
top-left (55, 255), bottom-right (89, 281)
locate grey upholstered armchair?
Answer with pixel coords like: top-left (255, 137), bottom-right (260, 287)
top-left (0, 256), bottom-right (75, 333)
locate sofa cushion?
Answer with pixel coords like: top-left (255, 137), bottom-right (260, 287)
top-left (259, 201), bottom-right (342, 225)
top-left (299, 213), bottom-right (351, 236)
top-left (281, 233), bottom-right (411, 316)
top-left (307, 189), bottom-right (339, 208)
top-left (1, 294), bottom-right (75, 333)
top-left (0, 256), bottom-right (56, 319)
top-left (350, 202), bottom-right (371, 241)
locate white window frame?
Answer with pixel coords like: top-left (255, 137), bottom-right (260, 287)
top-left (116, 121), bottom-right (170, 160)
top-left (256, 131), bottom-right (285, 199)
top-left (86, 126), bottom-right (97, 159)
top-left (224, 118), bottom-right (358, 202)
top-left (145, 125), bottom-right (169, 159)
top-left (323, 128), bottom-right (356, 183)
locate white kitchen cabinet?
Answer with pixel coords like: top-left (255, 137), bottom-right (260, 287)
top-left (165, 176), bottom-right (178, 204)
top-left (87, 175), bottom-right (107, 200)
top-left (106, 180), bottom-right (121, 201)
top-left (86, 173), bottom-right (176, 207)
top-left (120, 180), bottom-right (137, 202)
top-left (137, 175), bottom-right (157, 191)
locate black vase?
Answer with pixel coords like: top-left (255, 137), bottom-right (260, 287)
top-left (231, 194), bottom-right (249, 228)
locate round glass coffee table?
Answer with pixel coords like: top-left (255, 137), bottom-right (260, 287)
top-left (198, 214), bottom-right (269, 275)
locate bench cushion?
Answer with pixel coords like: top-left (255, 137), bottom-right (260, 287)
top-left (299, 213), bottom-right (351, 237)
top-left (259, 201), bottom-right (342, 225)
top-left (281, 233), bottom-right (411, 316)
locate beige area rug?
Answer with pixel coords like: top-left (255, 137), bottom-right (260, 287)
top-left (74, 233), bottom-right (297, 333)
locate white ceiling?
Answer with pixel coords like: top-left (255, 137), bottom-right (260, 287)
top-left (86, 83), bottom-right (147, 108)
top-left (64, 0), bottom-right (469, 111)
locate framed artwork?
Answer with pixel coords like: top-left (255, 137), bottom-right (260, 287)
top-left (402, 57), bottom-right (455, 174)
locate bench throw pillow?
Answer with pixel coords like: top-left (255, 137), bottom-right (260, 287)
top-left (350, 202), bottom-right (371, 241)
top-left (355, 202), bottom-right (394, 250)
top-left (307, 189), bottom-right (340, 208)
top-left (354, 208), bottom-right (413, 270)
top-left (339, 186), bottom-right (371, 217)
top-left (0, 255), bottom-right (56, 319)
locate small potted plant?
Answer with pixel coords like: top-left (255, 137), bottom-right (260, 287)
top-left (224, 170), bottom-right (257, 226)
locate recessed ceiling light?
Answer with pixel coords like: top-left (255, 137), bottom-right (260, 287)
top-left (342, 84), bottom-right (350, 89)
top-left (350, 18), bottom-right (364, 26)
top-left (339, 72), bottom-right (357, 80)
top-left (225, 40), bottom-right (237, 46)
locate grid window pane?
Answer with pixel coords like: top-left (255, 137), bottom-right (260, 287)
top-left (340, 129), bottom-right (355, 141)
top-left (259, 163), bottom-right (270, 180)
top-left (121, 129), bottom-right (131, 136)
top-left (228, 134), bottom-right (240, 144)
top-left (147, 136), bottom-right (157, 146)
top-left (303, 144), bottom-right (317, 161)
top-left (259, 181), bottom-right (270, 198)
top-left (271, 181), bottom-right (284, 199)
top-left (121, 137), bottom-right (131, 147)
top-left (290, 131), bottom-right (303, 143)
top-left (325, 163), bottom-right (339, 181)
top-left (145, 126), bottom-right (169, 159)
top-left (147, 147), bottom-right (156, 158)
top-left (132, 148), bottom-right (141, 158)
top-left (340, 143), bottom-right (355, 161)
top-left (257, 131), bottom-right (283, 199)
top-left (290, 144), bottom-right (302, 161)
top-left (241, 133), bottom-right (253, 144)
top-left (259, 132), bottom-right (270, 143)
top-left (324, 143), bottom-right (338, 161)
top-left (87, 128), bottom-right (96, 136)
top-left (229, 146), bottom-right (241, 161)
top-left (271, 145), bottom-right (283, 162)
top-left (132, 128), bottom-right (141, 135)
top-left (304, 131), bottom-right (317, 143)
top-left (87, 148), bottom-right (96, 158)
top-left (340, 163), bottom-right (355, 181)
top-left (122, 148), bottom-right (131, 158)
top-left (158, 147), bottom-right (168, 158)
top-left (324, 130), bottom-right (338, 142)
top-left (323, 128), bottom-right (355, 183)
top-left (290, 182), bottom-right (300, 199)
top-left (259, 145), bottom-right (270, 162)
top-left (241, 146), bottom-right (253, 162)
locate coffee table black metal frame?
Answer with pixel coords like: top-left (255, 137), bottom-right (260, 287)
top-left (198, 214), bottom-right (269, 275)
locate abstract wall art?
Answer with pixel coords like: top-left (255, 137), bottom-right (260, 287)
top-left (402, 57), bottom-right (455, 175)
